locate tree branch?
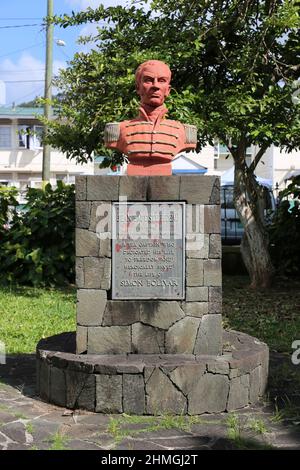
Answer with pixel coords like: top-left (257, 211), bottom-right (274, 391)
top-left (249, 143), bottom-right (268, 172)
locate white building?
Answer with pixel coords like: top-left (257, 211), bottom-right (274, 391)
top-left (0, 106), bottom-right (94, 194)
top-left (213, 143), bottom-right (300, 193)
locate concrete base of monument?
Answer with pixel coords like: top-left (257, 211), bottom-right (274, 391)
top-left (36, 330), bottom-right (269, 415)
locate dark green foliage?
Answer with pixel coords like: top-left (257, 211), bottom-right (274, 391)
top-left (46, 1), bottom-right (300, 287)
top-left (0, 182), bottom-right (75, 286)
top-left (269, 176), bottom-right (300, 274)
top-left (0, 186), bottom-right (19, 229)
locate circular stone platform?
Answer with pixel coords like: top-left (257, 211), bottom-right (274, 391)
top-left (36, 330), bottom-right (269, 415)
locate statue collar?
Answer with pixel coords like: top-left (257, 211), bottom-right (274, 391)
top-left (138, 104), bottom-right (168, 124)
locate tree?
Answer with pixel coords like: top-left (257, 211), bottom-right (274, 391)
top-left (49, 0), bottom-right (300, 288)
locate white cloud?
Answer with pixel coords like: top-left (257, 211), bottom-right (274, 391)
top-left (63, 1), bottom-right (131, 53)
top-left (0, 54), bottom-right (66, 105)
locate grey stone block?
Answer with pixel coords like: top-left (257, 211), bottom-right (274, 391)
top-left (148, 176), bottom-right (180, 200)
top-left (169, 364), bottom-right (206, 395)
top-left (39, 360), bottom-right (50, 400)
top-left (182, 302), bottom-right (208, 317)
top-left (207, 359), bottom-right (229, 374)
top-left (186, 259), bottom-right (204, 286)
top-left (66, 371), bottom-right (95, 411)
top-left (84, 257), bottom-right (111, 290)
top-left (186, 287), bottom-right (208, 302)
top-left (76, 201), bottom-right (91, 229)
top-left (96, 375), bottom-right (122, 413)
top-left (88, 326), bottom-right (131, 354)
top-left (140, 301), bottom-right (185, 330)
top-left (76, 375), bottom-right (96, 411)
top-left (76, 176), bottom-right (87, 200)
top-left (103, 301), bottom-right (140, 326)
top-left (189, 373), bottom-right (229, 414)
top-left (209, 286), bottom-right (222, 303)
top-left (204, 259), bottom-right (222, 286)
top-left (76, 326), bottom-right (87, 354)
top-left (146, 367), bottom-right (187, 414)
top-left (132, 323), bottom-right (164, 354)
top-left (165, 317), bottom-right (201, 354)
top-left (208, 302), bottom-right (222, 314)
top-left (260, 348), bottom-right (269, 396)
top-left (76, 257), bottom-right (84, 288)
top-left (87, 176), bottom-right (119, 201)
top-left (76, 229), bottom-right (99, 257)
top-left (194, 314), bottom-right (222, 355)
top-left (185, 204), bottom-right (204, 234)
top-left (119, 176), bottom-right (148, 200)
top-left (186, 234), bottom-right (209, 259)
top-left (100, 234), bottom-right (111, 258)
top-left (229, 368), bottom-right (240, 379)
top-left (250, 366), bottom-right (261, 403)
top-left (204, 205), bottom-right (221, 234)
top-left (180, 175), bottom-right (219, 204)
top-left (89, 202), bottom-right (112, 233)
top-left (227, 374), bottom-right (250, 410)
top-left (50, 367), bottom-right (66, 407)
top-left (210, 177), bottom-right (220, 204)
top-left (77, 289), bottom-right (107, 326)
top-left (209, 234), bottom-right (221, 258)
top-left (36, 359), bottom-right (40, 395)
top-left (123, 375), bottom-right (145, 414)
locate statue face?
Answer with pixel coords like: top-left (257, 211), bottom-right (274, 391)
top-left (136, 63), bottom-right (171, 107)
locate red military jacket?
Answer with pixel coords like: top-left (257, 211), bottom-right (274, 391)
top-left (104, 105), bottom-right (197, 175)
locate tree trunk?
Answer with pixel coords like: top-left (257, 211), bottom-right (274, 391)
top-left (234, 162), bottom-right (275, 289)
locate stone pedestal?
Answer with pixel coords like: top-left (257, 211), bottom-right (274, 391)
top-left (36, 175), bottom-right (269, 414)
top-left (75, 175), bottom-right (222, 356)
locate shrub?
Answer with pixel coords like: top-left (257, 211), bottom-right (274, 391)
top-left (0, 186), bottom-right (19, 229)
top-left (0, 182), bottom-right (75, 286)
top-left (269, 176), bottom-right (300, 275)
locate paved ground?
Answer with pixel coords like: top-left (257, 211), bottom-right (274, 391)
top-left (0, 352), bottom-right (299, 451)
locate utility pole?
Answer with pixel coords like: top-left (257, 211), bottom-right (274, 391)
top-left (42, 0), bottom-right (54, 184)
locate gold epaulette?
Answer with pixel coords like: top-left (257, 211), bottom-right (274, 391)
top-left (184, 124), bottom-right (197, 144)
top-left (104, 122), bottom-right (120, 143)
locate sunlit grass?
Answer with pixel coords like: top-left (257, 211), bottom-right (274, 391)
top-left (0, 285), bottom-right (76, 353)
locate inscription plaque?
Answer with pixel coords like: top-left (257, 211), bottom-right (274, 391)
top-left (112, 202), bottom-right (185, 299)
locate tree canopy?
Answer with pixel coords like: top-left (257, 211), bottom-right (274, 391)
top-left (48, 0), bottom-right (300, 168)
top-left (48, 0), bottom-right (300, 287)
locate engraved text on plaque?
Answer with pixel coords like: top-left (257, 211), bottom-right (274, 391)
top-left (112, 202), bottom-right (185, 299)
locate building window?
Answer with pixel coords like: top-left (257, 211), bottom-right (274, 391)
top-left (214, 141), bottom-right (252, 166)
top-left (18, 125), bottom-right (43, 149)
top-left (0, 126), bottom-right (11, 148)
top-left (18, 125), bottom-right (30, 148)
top-left (34, 126), bottom-right (43, 149)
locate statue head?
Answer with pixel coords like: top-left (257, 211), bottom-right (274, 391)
top-left (135, 60), bottom-right (171, 108)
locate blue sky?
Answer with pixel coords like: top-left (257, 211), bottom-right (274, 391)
top-left (0, 0), bottom-right (125, 105)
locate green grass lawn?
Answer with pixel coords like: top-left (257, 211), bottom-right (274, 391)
top-left (0, 285), bottom-right (76, 354)
top-left (0, 275), bottom-right (299, 354)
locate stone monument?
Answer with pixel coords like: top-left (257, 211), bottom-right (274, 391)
top-left (36, 61), bottom-right (269, 415)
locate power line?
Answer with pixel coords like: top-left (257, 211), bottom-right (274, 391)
top-left (0, 24), bottom-right (42, 29)
top-left (0, 42), bottom-right (45, 59)
top-left (3, 80), bottom-right (44, 83)
top-left (0, 18), bottom-right (43, 20)
top-left (7, 86), bottom-right (45, 106)
top-left (0, 69), bottom-right (45, 73)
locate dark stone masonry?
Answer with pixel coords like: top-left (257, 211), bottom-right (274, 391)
top-left (37, 330), bottom-right (269, 414)
top-left (36, 175), bottom-right (269, 414)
